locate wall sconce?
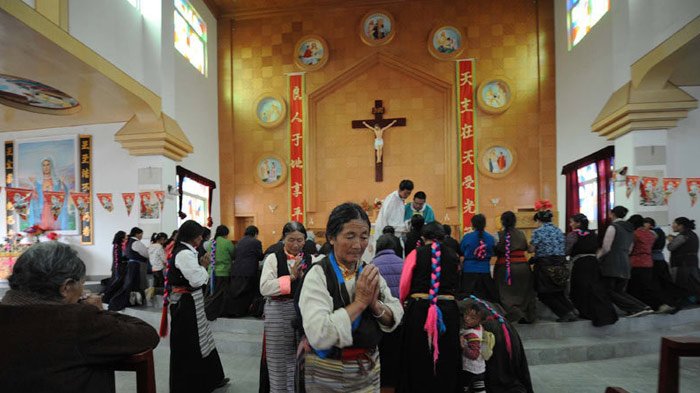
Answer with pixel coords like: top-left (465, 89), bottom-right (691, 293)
top-left (268, 204), bottom-right (278, 213)
top-left (308, 216), bottom-right (315, 226)
top-left (443, 213), bottom-right (450, 222)
top-left (490, 198), bottom-right (500, 207)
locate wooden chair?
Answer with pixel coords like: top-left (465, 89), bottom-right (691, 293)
top-left (658, 336), bottom-right (700, 393)
top-left (111, 349), bottom-right (156, 393)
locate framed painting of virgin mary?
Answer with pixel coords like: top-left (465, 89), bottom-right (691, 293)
top-left (13, 135), bottom-right (79, 233)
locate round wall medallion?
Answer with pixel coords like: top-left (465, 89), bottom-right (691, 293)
top-left (254, 153), bottom-right (288, 188)
top-left (476, 77), bottom-right (514, 114)
top-left (294, 35), bottom-right (329, 71)
top-left (359, 10), bottom-right (396, 46)
top-left (254, 93), bottom-right (286, 128)
top-left (478, 144), bottom-right (517, 179)
top-left (427, 25), bottom-right (465, 60)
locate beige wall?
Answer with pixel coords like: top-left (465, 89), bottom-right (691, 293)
top-left (220, 0), bottom-right (556, 247)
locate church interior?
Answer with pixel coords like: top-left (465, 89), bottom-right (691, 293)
top-left (1, 0), bottom-right (700, 392)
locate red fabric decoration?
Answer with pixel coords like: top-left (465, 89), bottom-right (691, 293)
top-left (534, 200), bottom-right (553, 211)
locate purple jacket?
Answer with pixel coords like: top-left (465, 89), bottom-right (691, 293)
top-left (372, 249), bottom-right (404, 298)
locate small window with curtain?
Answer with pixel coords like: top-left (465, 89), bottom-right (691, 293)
top-left (561, 146), bottom-right (615, 234)
top-left (176, 166), bottom-right (216, 228)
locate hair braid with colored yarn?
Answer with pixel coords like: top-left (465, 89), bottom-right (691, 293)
top-left (424, 241), bottom-right (447, 371)
top-left (474, 229), bottom-right (487, 260)
top-left (469, 295), bottom-right (513, 359)
top-left (113, 244), bottom-right (120, 273)
top-left (159, 252), bottom-right (171, 337)
top-left (209, 239), bottom-right (217, 295)
top-left (574, 228), bottom-right (590, 237)
top-left (504, 230), bottom-right (512, 285)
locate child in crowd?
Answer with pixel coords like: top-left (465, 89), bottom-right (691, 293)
top-left (459, 299), bottom-right (488, 393)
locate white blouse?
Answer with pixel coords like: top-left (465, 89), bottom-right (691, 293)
top-left (148, 243), bottom-right (166, 271)
top-left (299, 263), bottom-right (404, 351)
top-left (174, 242), bottom-right (209, 288)
top-left (259, 252), bottom-right (293, 297)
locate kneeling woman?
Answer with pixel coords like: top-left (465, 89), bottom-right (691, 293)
top-left (300, 203), bottom-right (403, 392)
top-left (399, 222), bottom-right (462, 393)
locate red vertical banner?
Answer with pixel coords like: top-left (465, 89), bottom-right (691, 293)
top-left (288, 73), bottom-right (305, 224)
top-left (457, 60), bottom-right (477, 234)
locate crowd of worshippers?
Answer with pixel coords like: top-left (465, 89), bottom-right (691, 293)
top-left (2, 179), bottom-right (698, 393)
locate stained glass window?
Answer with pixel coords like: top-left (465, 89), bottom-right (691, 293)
top-left (178, 176), bottom-right (209, 227)
top-left (578, 163), bottom-right (599, 226)
top-left (567, 0), bottom-right (610, 50)
top-left (174, 0), bottom-right (207, 75)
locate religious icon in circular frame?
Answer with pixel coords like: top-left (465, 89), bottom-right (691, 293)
top-left (478, 144), bottom-right (517, 179)
top-left (255, 154), bottom-right (288, 188)
top-left (0, 74), bottom-right (80, 115)
top-left (254, 93), bottom-right (286, 128)
top-left (477, 77), bottom-right (514, 114)
top-left (294, 35), bottom-right (329, 71)
top-left (427, 25), bottom-right (464, 60)
top-left (359, 10), bottom-right (396, 46)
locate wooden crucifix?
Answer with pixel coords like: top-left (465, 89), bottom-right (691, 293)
top-left (351, 100), bottom-right (407, 182)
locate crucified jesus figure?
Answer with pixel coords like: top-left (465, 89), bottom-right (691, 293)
top-left (362, 119), bottom-right (397, 163)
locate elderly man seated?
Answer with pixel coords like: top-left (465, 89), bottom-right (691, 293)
top-left (0, 242), bottom-right (159, 393)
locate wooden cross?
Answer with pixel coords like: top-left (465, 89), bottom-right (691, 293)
top-left (351, 100), bottom-right (407, 182)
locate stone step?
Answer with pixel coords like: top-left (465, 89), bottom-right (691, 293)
top-left (517, 306), bottom-right (700, 340)
top-left (523, 321), bottom-right (700, 365)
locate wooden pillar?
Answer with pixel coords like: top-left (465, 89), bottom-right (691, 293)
top-left (217, 18), bottom-right (236, 234)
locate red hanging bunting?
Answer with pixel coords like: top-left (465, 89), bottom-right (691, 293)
top-left (154, 191), bottom-right (165, 211)
top-left (69, 192), bottom-right (90, 213)
top-left (457, 59), bottom-right (477, 233)
top-left (122, 192), bottom-right (135, 216)
top-left (662, 178), bottom-right (682, 205)
top-left (6, 187), bottom-right (33, 220)
top-left (97, 193), bottom-right (114, 212)
top-left (687, 178), bottom-right (700, 207)
top-left (625, 175), bottom-right (639, 198)
top-left (288, 73), bottom-right (305, 224)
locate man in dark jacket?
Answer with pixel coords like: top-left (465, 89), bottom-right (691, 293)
top-left (230, 225), bottom-right (264, 317)
top-left (598, 206), bottom-right (653, 317)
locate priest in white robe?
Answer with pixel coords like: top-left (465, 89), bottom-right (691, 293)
top-left (364, 179), bottom-right (414, 261)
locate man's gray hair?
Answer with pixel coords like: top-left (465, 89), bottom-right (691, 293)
top-left (8, 242), bottom-right (86, 300)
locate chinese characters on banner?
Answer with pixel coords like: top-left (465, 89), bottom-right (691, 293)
top-left (289, 73), bottom-right (305, 224)
top-left (457, 60), bottom-right (477, 233)
top-left (78, 135), bottom-right (93, 244)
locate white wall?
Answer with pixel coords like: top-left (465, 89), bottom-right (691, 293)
top-left (69, 0), bottom-right (161, 94)
top-left (555, 0), bottom-right (700, 227)
top-left (667, 86), bottom-right (700, 227)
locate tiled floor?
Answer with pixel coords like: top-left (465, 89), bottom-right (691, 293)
top-left (116, 341), bottom-right (700, 393)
